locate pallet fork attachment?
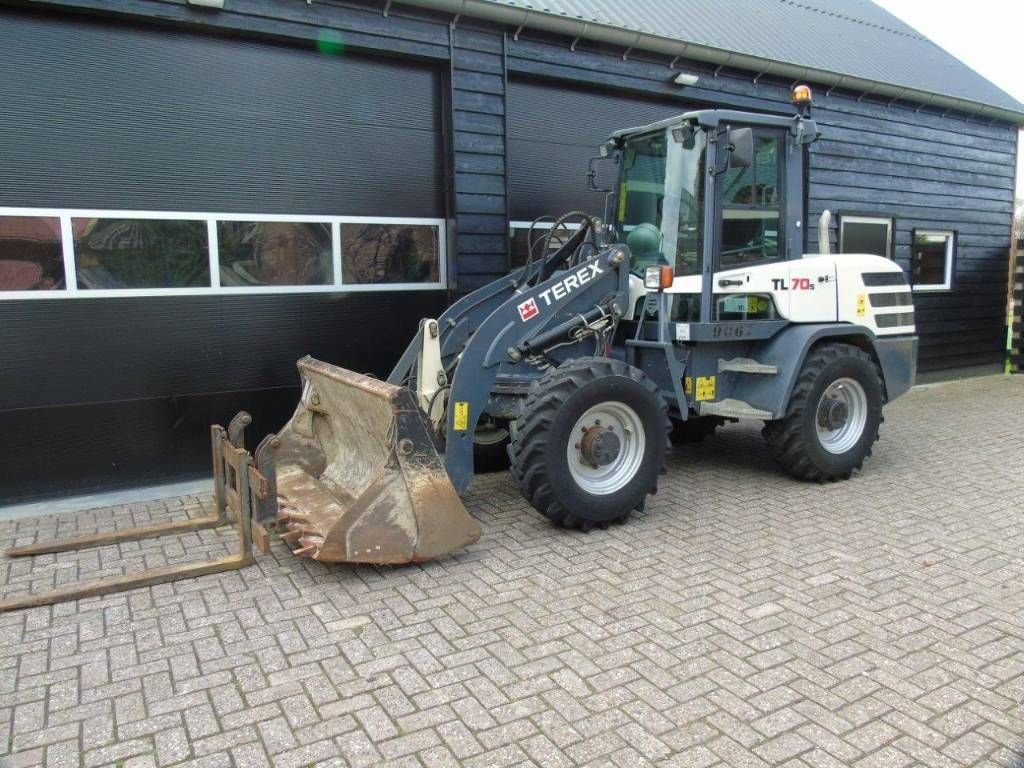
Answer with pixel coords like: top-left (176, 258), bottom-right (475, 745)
top-left (0, 413), bottom-right (270, 613)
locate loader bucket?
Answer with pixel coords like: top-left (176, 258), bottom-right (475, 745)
top-left (267, 356), bottom-right (480, 564)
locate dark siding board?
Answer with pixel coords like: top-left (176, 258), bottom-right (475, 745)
top-left (453, 90), bottom-right (505, 115)
top-left (458, 254), bottom-right (509, 274)
top-left (0, 11), bottom-right (444, 216)
top-left (451, 27), bottom-right (504, 54)
top-left (455, 154), bottom-right (505, 175)
top-left (453, 70), bottom-right (505, 96)
top-left (0, 292), bottom-right (447, 412)
top-left (455, 173), bottom-right (507, 195)
top-left (456, 192), bottom-right (506, 214)
top-left (809, 170), bottom-right (1015, 205)
top-left (811, 154), bottom-right (1015, 191)
top-left (817, 126), bottom-right (1011, 166)
top-left (453, 133), bottom-right (505, 154)
top-left (814, 145), bottom-right (1015, 183)
top-left (456, 213), bottom-right (507, 234)
top-left (454, 111), bottom-right (506, 136)
top-left (452, 47), bottom-right (505, 74)
top-left (810, 197), bottom-right (1010, 226)
top-left (457, 233), bottom-right (508, 254)
top-left (455, 273), bottom-right (499, 292)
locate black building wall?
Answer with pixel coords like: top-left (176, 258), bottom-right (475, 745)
top-left (0, 0), bottom-right (1017, 501)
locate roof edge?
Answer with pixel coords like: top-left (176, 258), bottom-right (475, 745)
top-left (403, 0), bottom-right (1024, 124)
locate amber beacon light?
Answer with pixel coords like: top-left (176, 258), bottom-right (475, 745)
top-left (792, 84), bottom-right (813, 106)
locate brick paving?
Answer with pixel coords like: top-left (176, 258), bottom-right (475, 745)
top-left (1, 374), bottom-right (1023, 768)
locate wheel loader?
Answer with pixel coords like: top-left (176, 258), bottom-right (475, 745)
top-left (1, 86), bottom-right (917, 611)
top-left (251, 83), bottom-right (917, 561)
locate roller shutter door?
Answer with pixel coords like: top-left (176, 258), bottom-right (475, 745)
top-left (507, 79), bottom-right (691, 222)
top-left (0, 10), bottom-right (445, 499)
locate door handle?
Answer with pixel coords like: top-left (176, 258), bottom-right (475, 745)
top-left (718, 278), bottom-right (744, 287)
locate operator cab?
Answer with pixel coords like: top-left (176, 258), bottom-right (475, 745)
top-left (602, 87), bottom-right (819, 325)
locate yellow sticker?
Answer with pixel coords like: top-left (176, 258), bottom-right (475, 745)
top-left (617, 182), bottom-right (628, 222)
top-left (695, 376), bottom-right (716, 402)
top-left (453, 401), bottom-right (470, 432)
top-left (684, 377), bottom-right (693, 396)
top-left (856, 293), bottom-right (867, 317)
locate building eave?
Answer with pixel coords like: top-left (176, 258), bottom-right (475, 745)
top-left (402, 0), bottom-right (1024, 125)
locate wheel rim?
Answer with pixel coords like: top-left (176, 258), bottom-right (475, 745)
top-left (815, 377), bottom-right (868, 454)
top-left (567, 401), bottom-right (646, 495)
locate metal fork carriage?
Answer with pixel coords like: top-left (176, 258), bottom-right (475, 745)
top-left (0, 413), bottom-right (273, 612)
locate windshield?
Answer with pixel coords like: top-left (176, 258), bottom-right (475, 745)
top-left (615, 127), bottom-right (706, 276)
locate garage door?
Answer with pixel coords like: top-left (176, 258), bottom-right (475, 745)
top-left (507, 79), bottom-right (693, 222)
top-left (0, 10), bottom-right (447, 500)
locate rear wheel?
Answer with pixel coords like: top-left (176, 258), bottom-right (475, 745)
top-left (763, 343), bottom-right (884, 481)
top-left (508, 357), bottom-right (669, 530)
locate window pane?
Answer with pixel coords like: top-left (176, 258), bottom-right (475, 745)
top-left (721, 210), bottom-right (780, 268)
top-left (341, 224), bottom-right (439, 284)
top-left (721, 162), bottom-right (753, 206)
top-left (720, 133), bottom-right (782, 269)
top-left (0, 216), bottom-right (65, 290)
top-left (754, 136), bottom-right (780, 205)
top-left (842, 220), bottom-right (891, 258)
top-left (912, 232), bottom-right (951, 287)
top-left (73, 218), bottom-right (209, 289)
top-left (218, 221), bottom-right (332, 286)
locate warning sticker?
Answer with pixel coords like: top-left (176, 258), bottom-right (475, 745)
top-left (695, 376), bottom-right (716, 402)
top-left (856, 293), bottom-right (867, 317)
top-left (453, 401), bottom-right (470, 431)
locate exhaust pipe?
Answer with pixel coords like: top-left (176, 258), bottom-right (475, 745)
top-left (818, 209), bottom-right (832, 256)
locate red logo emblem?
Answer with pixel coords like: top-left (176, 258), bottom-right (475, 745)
top-left (517, 298), bottom-right (540, 322)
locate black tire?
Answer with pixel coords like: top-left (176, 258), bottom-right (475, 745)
top-left (763, 343), bottom-right (884, 482)
top-left (473, 425), bottom-right (511, 473)
top-left (670, 416), bottom-right (723, 444)
top-left (508, 357), bottom-right (669, 530)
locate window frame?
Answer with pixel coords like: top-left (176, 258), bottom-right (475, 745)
top-left (0, 207), bottom-right (447, 298)
top-left (838, 214), bottom-right (894, 259)
top-left (910, 228), bottom-right (955, 292)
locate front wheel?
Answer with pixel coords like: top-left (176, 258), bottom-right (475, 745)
top-left (763, 343), bottom-right (884, 482)
top-left (508, 357), bottom-right (669, 530)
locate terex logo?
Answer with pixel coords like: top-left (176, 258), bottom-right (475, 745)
top-left (517, 298), bottom-right (540, 322)
top-left (771, 277), bottom-right (815, 291)
top-left (516, 263), bottom-right (605, 322)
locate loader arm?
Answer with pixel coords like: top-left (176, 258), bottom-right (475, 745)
top-left (387, 224), bottom-right (597, 386)
top-left (443, 245), bottom-right (632, 493)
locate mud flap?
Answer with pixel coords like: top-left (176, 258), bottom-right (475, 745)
top-left (264, 356), bottom-right (481, 564)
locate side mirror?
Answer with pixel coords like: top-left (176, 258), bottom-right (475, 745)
top-left (727, 127), bottom-right (753, 168)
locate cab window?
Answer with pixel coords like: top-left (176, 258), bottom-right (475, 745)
top-left (720, 131), bottom-right (783, 268)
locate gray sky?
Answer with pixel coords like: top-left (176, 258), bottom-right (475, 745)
top-left (872, 0), bottom-right (1024, 198)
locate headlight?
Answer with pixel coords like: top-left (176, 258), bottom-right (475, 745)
top-left (644, 265), bottom-right (674, 290)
